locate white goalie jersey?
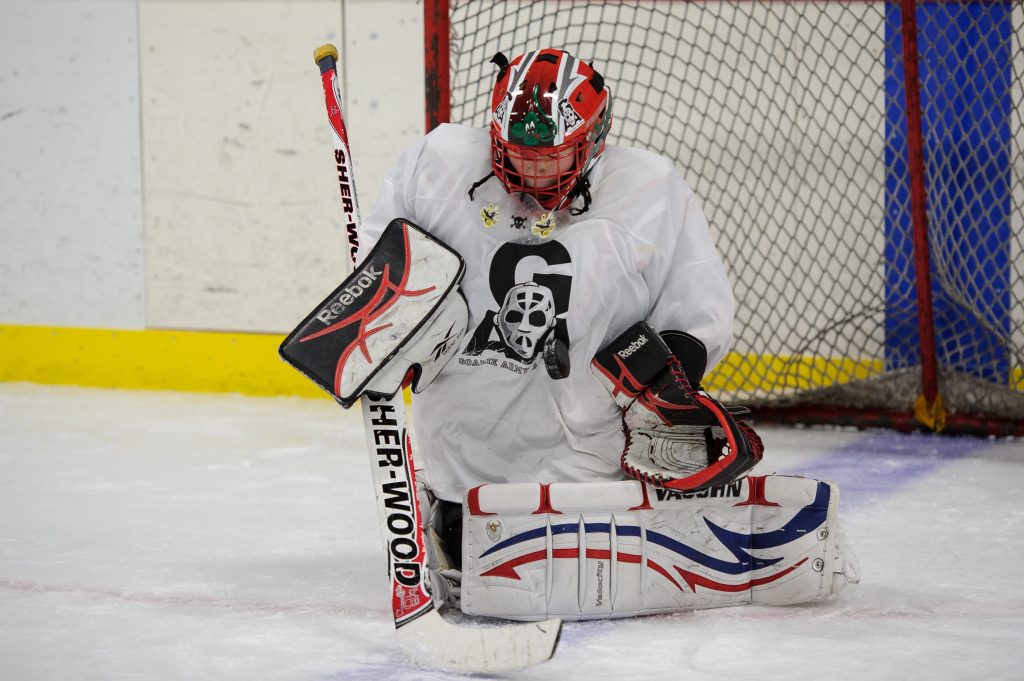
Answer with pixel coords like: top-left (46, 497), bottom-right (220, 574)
top-left (356, 124), bottom-right (735, 502)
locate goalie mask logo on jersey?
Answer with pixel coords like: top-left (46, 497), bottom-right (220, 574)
top-left (496, 282), bottom-right (556, 359)
top-left (461, 241), bottom-right (572, 372)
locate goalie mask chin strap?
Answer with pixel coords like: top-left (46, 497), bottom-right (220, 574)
top-left (566, 173), bottom-right (593, 216)
top-left (467, 171), bottom-right (495, 200)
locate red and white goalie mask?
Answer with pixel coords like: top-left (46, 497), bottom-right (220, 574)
top-left (490, 49), bottom-right (612, 211)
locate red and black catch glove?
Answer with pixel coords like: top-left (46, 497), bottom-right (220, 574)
top-left (591, 321), bottom-right (763, 491)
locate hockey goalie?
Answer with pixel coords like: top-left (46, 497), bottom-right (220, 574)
top-left (283, 47), bottom-right (859, 624)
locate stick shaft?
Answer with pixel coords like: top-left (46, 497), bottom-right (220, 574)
top-left (317, 49), bottom-right (363, 264)
top-left (314, 44), bottom-right (434, 628)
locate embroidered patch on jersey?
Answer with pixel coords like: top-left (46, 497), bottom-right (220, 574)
top-left (480, 202), bottom-right (499, 228)
top-left (531, 213), bottom-right (556, 239)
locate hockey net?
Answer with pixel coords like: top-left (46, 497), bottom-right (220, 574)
top-left (424, 0), bottom-right (1024, 435)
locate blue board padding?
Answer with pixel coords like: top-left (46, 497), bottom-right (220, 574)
top-left (884, 2), bottom-right (1011, 382)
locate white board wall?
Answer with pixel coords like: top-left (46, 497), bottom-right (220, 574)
top-left (139, 0), bottom-right (346, 333)
top-left (140, 0), bottom-right (425, 333)
top-left (0, 0), bottom-right (145, 329)
top-left (0, 0), bottom-right (424, 333)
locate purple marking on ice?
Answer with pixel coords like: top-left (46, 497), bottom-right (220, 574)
top-left (780, 430), bottom-right (989, 510)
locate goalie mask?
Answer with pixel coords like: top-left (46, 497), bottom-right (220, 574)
top-left (497, 282), bottom-right (557, 360)
top-left (489, 49), bottom-right (612, 212)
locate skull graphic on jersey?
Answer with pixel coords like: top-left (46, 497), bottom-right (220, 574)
top-left (489, 49), bottom-right (612, 211)
top-left (497, 282), bottom-right (556, 360)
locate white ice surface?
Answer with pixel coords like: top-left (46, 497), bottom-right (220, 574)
top-left (1, 383), bottom-right (1023, 681)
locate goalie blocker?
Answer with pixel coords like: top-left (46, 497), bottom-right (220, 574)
top-left (460, 476), bottom-right (860, 621)
top-left (280, 219), bottom-right (468, 407)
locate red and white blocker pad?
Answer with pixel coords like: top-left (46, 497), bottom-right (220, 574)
top-left (280, 219), bottom-right (468, 408)
top-left (460, 475), bottom-right (859, 621)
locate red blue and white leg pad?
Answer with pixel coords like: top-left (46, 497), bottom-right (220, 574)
top-left (460, 475), bottom-right (859, 621)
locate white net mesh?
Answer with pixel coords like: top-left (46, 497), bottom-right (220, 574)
top-left (443, 0), bottom-right (1024, 425)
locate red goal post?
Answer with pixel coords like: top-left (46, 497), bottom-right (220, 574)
top-left (423, 0), bottom-right (1024, 436)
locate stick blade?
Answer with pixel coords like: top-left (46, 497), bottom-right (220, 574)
top-left (396, 610), bottom-right (561, 673)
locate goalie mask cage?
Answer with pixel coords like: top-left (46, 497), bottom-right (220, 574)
top-left (423, 0), bottom-right (1024, 436)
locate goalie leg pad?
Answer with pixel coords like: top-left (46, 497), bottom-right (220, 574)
top-left (460, 476), bottom-right (858, 621)
top-left (280, 219), bottom-right (468, 407)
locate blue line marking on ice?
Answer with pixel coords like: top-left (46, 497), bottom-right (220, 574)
top-left (778, 430), bottom-right (990, 510)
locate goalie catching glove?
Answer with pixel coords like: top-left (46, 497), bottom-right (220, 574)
top-left (592, 321), bottom-right (763, 491)
top-left (280, 219), bottom-right (468, 407)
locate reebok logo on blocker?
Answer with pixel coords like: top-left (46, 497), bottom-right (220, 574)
top-left (315, 265), bottom-right (384, 324)
top-left (617, 334), bottom-right (648, 358)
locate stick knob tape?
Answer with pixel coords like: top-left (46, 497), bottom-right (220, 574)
top-left (314, 43), bottom-right (338, 74)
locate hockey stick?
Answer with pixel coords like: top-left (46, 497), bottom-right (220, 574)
top-left (312, 44), bottom-right (561, 673)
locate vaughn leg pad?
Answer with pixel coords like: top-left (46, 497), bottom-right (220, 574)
top-left (461, 476), bottom-right (857, 621)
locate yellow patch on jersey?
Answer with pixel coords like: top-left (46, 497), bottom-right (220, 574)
top-left (480, 202), bottom-right (499, 228)
top-left (531, 212), bottom-right (556, 238)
